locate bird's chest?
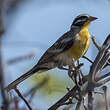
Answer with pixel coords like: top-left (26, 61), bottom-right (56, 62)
top-left (67, 29), bottom-right (90, 61)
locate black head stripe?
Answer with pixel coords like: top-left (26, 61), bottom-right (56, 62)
top-left (72, 14), bottom-right (90, 27)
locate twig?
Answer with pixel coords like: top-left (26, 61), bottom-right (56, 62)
top-left (96, 72), bottom-right (110, 81)
top-left (75, 100), bottom-right (84, 110)
top-left (83, 72), bottom-right (110, 84)
top-left (59, 97), bottom-right (74, 106)
top-left (14, 87), bottom-right (32, 110)
top-left (96, 77), bottom-right (110, 87)
top-left (84, 105), bottom-right (88, 110)
top-left (82, 56), bottom-right (93, 64)
top-left (104, 58), bottom-right (110, 68)
top-left (92, 36), bottom-right (101, 51)
top-left (7, 52), bottom-right (35, 65)
top-left (102, 86), bottom-right (108, 110)
top-left (0, 1), bottom-right (9, 109)
top-left (48, 86), bottom-right (79, 110)
top-left (24, 76), bottom-right (49, 103)
top-left (13, 97), bottom-right (19, 110)
top-left (93, 91), bottom-right (103, 95)
top-left (96, 46), bottom-right (110, 76)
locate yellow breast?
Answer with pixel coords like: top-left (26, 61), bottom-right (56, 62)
top-left (67, 28), bottom-right (90, 61)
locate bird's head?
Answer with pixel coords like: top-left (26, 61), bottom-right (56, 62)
top-left (71, 14), bottom-right (97, 29)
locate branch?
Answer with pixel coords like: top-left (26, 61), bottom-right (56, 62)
top-left (82, 56), bottom-right (93, 64)
top-left (103, 58), bottom-right (110, 68)
top-left (24, 76), bottom-right (49, 103)
top-left (14, 87), bottom-right (32, 110)
top-left (92, 36), bottom-right (101, 51)
top-left (96, 77), bottom-right (110, 87)
top-left (88, 34), bottom-right (110, 110)
top-left (13, 97), bottom-right (19, 110)
top-left (52, 34), bottom-right (110, 110)
top-left (48, 72), bottom-right (88, 110)
top-left (96, 72), bottom-right (110, 81)
top-left (102, 86), bottom-right (108, 110)
top-left (48, 86), bottom-right (79, 110)
top-left (75, 100), bottom-right (84, 110)
top-left (96, 46), bottom-right (110, 76)
top-left (0, 1), bottom-right (9, 109)
top-left (7, 52), bottom-right (35, 65)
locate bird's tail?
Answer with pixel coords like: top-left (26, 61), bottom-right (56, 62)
top-left (5, 67), bottom-right (42, 92)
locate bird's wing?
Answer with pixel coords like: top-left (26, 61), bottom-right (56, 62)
top-left (37, 30), bottom-right (79, 65)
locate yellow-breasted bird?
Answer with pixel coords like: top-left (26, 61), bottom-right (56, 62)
top-left (6, 14), bottom-right (97, 92)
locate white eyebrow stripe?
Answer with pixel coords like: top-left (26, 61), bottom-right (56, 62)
top-left (75, 18), bottom-right (87, 24)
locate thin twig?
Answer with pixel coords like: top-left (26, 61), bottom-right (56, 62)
top-left (24, 76), bottom-right (49, 103)
top-left (92, 36), bottom-right (101, 51)
top-left (13, 97), bottom-right (19, 110)
top-left (14, 87), bottom-right (32, 110)
top-left (96, 46), bottom-right (110, 76)
top-left (93, 91), bottom-right (103, 95)
top-left (96, 77), bottom-right (110, 87)
top-left (7, 52), bottom-right (35, 65)
top-left (102, 86), bottom-right (108, 110)
top-left (75, 100), bottom-right (84, 110)
top-left (48, 86), bottom-right (79, 110)
top-left (82, 56), bottom-right (93, 63)
top-left (96, 72), bottom-right (110, 81)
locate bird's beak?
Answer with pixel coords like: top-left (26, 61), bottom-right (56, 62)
top-left (89, 16), bottom-right (98, 22)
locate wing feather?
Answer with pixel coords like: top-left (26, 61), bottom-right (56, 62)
top-left (37, 28), bottom-right (80, 65)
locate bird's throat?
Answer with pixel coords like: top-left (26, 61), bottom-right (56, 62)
top-left (82, 22), bottom-right (90, 30)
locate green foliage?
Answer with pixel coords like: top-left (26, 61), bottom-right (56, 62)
top-left (30, 71), bottom-right (74, 102)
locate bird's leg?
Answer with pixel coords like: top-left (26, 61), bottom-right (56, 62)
top-left (74, 73), bottom-right (80, 87)
top-left (72, 61), bottom-right (82, 87)
top-left (75, 60), bottom-right (84, 86)
top-left (72, 58), bottom-right (76, 69)
top-left (78, 70), bottom-right (84, 86)
top-left (78, 73), bottom-right (83, 86)
top-left (58, 61), bottom-right (75, 81)
top-left (68, 66), bottom-right (75, 82)
top-left (58, 61), bottom-right (69, 71)
top-left (68, 60), bottom-right (79, 83)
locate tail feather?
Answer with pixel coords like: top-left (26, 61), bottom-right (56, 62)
top-left (5, 67), bottom-right (40, 92)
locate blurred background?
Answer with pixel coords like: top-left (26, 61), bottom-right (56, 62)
top-left (0, 0), bottom-right (110, 110)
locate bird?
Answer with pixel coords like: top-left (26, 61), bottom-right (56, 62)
top-left (6, 14), bottom-right (97, 92)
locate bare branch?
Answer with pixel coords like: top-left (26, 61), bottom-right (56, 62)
top-left (48, 86), bottom-right (79, 110)
top-left (14, 87), bottom-right (32, 110)
top-left (102, 86), bottom-right (108, 110)
top-left (13, 97), bottom-right (19, 110)
top-left (75, 100), bottom-right (84, 110)
top-left (96, 77), bottom-right (110, 87)
top-left (96, 72), bottom-right (110, 81)
top-left (104, 58), bottom-right (110, 68)
top-left (0, 1), bottom-right (9, 109)
top-left (88, 34), bottom-right (110, 110)
top-left (7, 52), bottom-right (35, 65)
top-left (96, 46), bottom-right (110, 76)
top-left (82, 56), bottom-right (93, 64)
top-left (25, 76), bottom-right (49, 103)
top-left (92, 36), bottom-right (102, 51)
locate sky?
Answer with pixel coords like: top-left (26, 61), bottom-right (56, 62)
top-left (1, 0), bottom-right (110, 109)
